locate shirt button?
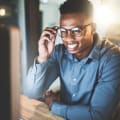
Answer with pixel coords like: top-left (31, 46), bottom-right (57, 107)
top-left (72, 94), bottom-right (76, 97)
top-left (73, 78), bottom-right (77, 82)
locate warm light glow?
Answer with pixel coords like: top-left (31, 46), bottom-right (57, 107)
top-left (0, 8), bottom-right (6, 16)
top-left (40, 0), bottom-right (48, 4)
top-left (94, 5), bottom-right (116, 28)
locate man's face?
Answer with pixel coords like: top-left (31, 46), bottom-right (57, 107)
top-left (60, 13), bottom-right (94, 59)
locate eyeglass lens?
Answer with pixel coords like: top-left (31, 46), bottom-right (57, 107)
top-left (58, 27), bottom-right (82, 38)
top-left (57, 23), bottom-right (91, 38)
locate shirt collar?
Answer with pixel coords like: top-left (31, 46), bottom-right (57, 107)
top-left (64, 33), bottom-right (103, 63)
top-left (87, 33), bottom-right (102, 61)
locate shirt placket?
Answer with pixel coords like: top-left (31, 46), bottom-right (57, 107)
top-left (71, 62), bottom-right (85, 101)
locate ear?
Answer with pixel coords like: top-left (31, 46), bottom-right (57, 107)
top-left (91, 23), bottom-right (96, 34)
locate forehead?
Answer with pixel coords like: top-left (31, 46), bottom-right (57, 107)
top-left (60, 13), bottom-right (92, 28)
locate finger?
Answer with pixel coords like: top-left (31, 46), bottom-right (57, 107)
top-left (40, 36), bottom-right (56, 47)
top-left (43, 27), bottom-right (58, 38)
top-left (45, 91), bottom-right (50, 96)
top-left (39, 37), bottom-right (51, 45)
top-left (41, 31), bottom-right (56, 42)
top-left (45, 27), bottom-right (58, 33)
top-left (45, 91), bottom-right (51, 96)
top-left (41, 31), bottom-right (52, 38)
top-left (42, 27), bottom-right (57, 36)
top-left (52, 26), bottom-right (59, 31)
top-left (45, 90), bottom-right (53, 96)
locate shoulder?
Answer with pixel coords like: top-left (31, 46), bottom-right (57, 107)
top-left (100, 39), bottom-right (120, 60)
top-left (98, 39), bottom-right (120, 72)
top-left (98, 40), bottom-right (120, 81)
top-left (103, 39), bottom-right (120, 52)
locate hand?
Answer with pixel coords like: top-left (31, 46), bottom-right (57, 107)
top-left (37, 27), bottom-right (58, 63)
top-left (44, 90), bottom-right (60, 109)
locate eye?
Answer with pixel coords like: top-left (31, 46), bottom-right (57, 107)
top-left (60, 28), bottom-right (66, 32)
top-left (71, 27), bottom-right (82, 35)
top-left (58, 28), bottom-right (67, 37)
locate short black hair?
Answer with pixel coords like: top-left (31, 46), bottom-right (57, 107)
top-left (59, 0), bottom-right (93, 17)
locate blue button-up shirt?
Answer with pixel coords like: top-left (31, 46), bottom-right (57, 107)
top-left (25, 34), bottom-right (120, 120)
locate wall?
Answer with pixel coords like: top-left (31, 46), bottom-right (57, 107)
top-left (40, 1), bottom-right (60, 30)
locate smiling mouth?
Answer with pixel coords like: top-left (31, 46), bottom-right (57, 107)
top-left (67, 43), bottom-right (78, 51)
top-left (68, 43), bottom-right (77, 48)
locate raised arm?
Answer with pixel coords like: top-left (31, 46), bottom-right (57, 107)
top-left (24, 27), bottom-right (59, 99)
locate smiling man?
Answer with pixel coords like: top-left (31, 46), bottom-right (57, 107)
top-left (25, 0), bottom-right (120, 120)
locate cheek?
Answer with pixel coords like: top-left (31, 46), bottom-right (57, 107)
top-left (78, 35), bottom-right (93, 49)
top-left (82, 29), bottom-right (93, 45)
top-left (62, 40), bottom-right (67, 46)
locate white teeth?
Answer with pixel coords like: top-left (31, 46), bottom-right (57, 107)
top-left (68, 44), bottom-right (77, 49)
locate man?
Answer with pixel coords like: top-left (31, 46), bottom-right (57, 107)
top-left (24, 0), bottom-right (120, 120)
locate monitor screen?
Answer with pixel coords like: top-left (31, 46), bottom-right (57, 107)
top-left (0, 25), bottom-right (20, 120)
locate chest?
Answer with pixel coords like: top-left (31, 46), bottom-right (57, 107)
top-left (59, 59), bottom-right (99, 92)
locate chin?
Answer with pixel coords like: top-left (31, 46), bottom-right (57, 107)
top-left (67, 49), bottom-right (80, 54)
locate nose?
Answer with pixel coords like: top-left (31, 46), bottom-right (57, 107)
top-left (63, 36), bottom-right (74, 43)
top-left (63, 30), bottom-right (74, 41)
top-left (67, 30), bottom-right (73, 38)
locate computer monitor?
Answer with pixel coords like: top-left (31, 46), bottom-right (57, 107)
top-left (0, 25), bottom-right (20, 120)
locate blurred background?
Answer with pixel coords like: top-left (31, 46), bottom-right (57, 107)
top-left (0, 0), bottom-right (120, 120)
top-left (0, 0), bottom-right (120, 119)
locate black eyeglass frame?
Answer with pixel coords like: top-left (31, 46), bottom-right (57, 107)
top-left (56, 23), bottom-right (92, 38)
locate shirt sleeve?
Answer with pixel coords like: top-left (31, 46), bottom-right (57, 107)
top-left (51, 53), bottom-right (120, 120)
top-left (24, 54), bottom-right (59, 99)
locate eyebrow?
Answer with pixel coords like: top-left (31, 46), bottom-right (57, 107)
top-left (59, 25), bottom-right (83, 30)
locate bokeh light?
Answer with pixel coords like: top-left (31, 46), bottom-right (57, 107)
top-left (0, 8), bottom-right (6, 16)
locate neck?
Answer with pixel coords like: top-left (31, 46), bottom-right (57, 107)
top-left (75, 45), bottom-right (93, 60)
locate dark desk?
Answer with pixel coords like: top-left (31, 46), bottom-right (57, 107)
top-left (20, 95), bottom-right (63, 120)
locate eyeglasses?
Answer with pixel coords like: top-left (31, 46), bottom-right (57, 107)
top-left (57, 23), bottom-right (91, 38)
